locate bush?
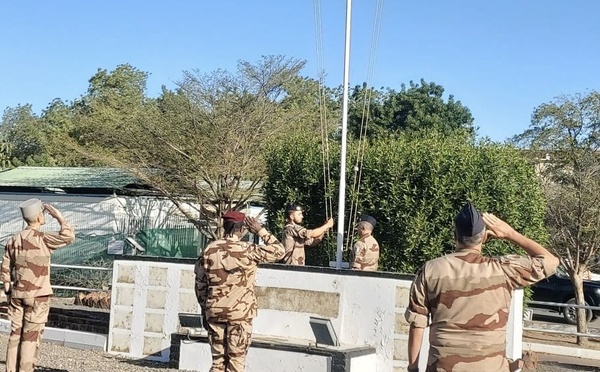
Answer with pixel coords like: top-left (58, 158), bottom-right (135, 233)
top-left (264, 132), bottom-right (547, 273)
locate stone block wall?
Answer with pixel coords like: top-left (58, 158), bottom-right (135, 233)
top-left (109, 259), bottom-right (198, 361)
top-left (108, 257), bottom-right (417, 371)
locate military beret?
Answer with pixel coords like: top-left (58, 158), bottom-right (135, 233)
top-left (285, 203), bottom-right (304, 212)
top-left (455, 202), bottom-right (485, 237)
top-left (20, 198), bottom-right (43, 220)
top-left (359, 214), bottom-right (376, 227)
top-left (222, 210), bottom-right (245, 223)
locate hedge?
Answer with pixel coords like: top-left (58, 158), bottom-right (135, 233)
top-left (264, 132), bottom-right (547, 273)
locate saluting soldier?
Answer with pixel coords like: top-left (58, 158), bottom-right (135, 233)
top-left (195, 210), bottom-right (285, 372)
top-left (404, 202), bottom-right (559, 372)
top-left (1, 199), bottom-right (75, 372)
top-left (281, 203), bottom-right (334, 266)
top-left (351, 214), bottom-right (379, 271)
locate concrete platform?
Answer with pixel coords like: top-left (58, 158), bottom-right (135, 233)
top-left (171, 331), bottom-right (377, 372)
top-left (0, 319), bottom-right (107, 350)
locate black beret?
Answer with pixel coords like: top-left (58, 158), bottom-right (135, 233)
top-left (285, 203), bottom-right (304, 212)
top-left (359, 214), bottom-right (376, 227)
top-left (455, 202), bottom-right (485, 237)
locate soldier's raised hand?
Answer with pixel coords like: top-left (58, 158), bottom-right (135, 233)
top-left (482, 213), bottom-right (515, 240)
top-left (244, 217), bottom-right (263, 235)
top-left (43, 204), bottom-right (63, 221)
top-left (325, 218), bottom-right (335, 229)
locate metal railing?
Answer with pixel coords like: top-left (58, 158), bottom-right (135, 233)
top-left (528, 300), bottom-right (600, 311)
top-left (525, 300), bottom-right (600, 339)
top-left (1, 263), bottom-right (113, 293)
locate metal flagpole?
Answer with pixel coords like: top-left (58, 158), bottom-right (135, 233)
top-left (336, 0), bottom-right (352, 269)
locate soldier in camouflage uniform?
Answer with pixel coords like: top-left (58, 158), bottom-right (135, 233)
top-left (281, 203), bottom-right (334, 266)
top-left (195, 210), bottom-right (285, 372)
top-left (1, 199), bottom-right (75, 372)
top-left (351, 215), bottom-right (379, 271)
top-left (404, 202), bottom-right (559, 372)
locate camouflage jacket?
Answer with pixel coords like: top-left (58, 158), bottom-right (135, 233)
top-left (195, 228), bottom-right (285, 322)
top-left (1, 224), bottom-right (75, 299)
top-left (281, 223), bottom-right (316, 266)
top-left (405, 248), bottom-right (558, 372)
top-left (351, 234), bottom-right (379, 271)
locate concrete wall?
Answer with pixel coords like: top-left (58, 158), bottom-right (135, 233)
top-left (179, 341), bottom-right (333, 372)
top-left (108, 258), bottom-right (523, 371)
top-left (108, 259), bottom-right (416, 371)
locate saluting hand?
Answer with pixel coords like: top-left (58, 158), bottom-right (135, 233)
top-left (43, 204), bottom-right (64, 221)
top-left (482, 213), bottom-right (516, 240)
top-left (244, 217), bottom-right (263, 235)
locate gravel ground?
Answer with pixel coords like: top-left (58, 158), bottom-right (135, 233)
top-left (0, 333), bottom-right (180, 372)
top-left (0, 331), bottom-right (597, 371)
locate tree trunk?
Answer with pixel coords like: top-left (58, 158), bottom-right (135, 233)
top-left (572, 272), bottom-right (589, 346)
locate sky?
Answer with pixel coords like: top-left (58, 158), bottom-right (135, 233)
top-left (1, 1), bottom-right (599, 142)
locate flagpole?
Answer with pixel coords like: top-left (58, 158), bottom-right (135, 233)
top-left (336, 0), bottom-right (352, 269)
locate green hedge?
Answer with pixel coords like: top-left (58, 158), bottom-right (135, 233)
top-left (264, 133), bottom-right (547, 273)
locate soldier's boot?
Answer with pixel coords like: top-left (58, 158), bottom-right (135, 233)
top-left (208, 322), bottom-right (227, 372)
top-left (226, 321), bottom-right (253, 372)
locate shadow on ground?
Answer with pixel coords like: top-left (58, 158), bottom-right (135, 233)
top-left (117, 357), bottom-right (175, 370)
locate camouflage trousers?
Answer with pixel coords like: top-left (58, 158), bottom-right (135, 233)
top-left (207, 320), bottom-right (253, 372)
top-left (5, 296), bottom-right (50, 372)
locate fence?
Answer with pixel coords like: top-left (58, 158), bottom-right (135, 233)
top-left (0, 196), bottom-right (207, 293)
top-left (525, 300), bottom-right (600, 339)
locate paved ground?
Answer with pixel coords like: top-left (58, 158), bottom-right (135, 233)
top-left (525, 354), bottom-right (600, 372)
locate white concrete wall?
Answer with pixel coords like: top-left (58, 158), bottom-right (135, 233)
top-left (350, 353), bottom-right (378, 372)
top-left (109, 260), bottom-right (414, 371)
top-left (109, 259), bottom-right (524, 372)
top-left (179, 341), bottom-right (333, 372)
top-left (253, 268), bottom-right (408, 371)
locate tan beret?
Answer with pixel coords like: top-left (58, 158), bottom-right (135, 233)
top-left (20, 198), bottom-right (43, 220)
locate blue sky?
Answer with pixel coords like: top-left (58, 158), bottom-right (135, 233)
top-left (1, 1), bottom-right (598, 141)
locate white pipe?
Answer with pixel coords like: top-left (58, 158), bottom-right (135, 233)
top-left (336, 0), bottom-right (352, 270)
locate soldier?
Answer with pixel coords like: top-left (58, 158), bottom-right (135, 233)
top-left (195, 210), bottom-right (285, 372)
top-left (1, 199), bottom-right (75, 372)
top-left (404, 202), bottom-right (559, 372)
top-left (281, 203), bottom-right (334, 266)
top-left (351, 215), bottom-right (379, 271)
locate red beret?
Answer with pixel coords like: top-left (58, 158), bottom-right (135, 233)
top-left (222, 210), bottom-right (245, 223)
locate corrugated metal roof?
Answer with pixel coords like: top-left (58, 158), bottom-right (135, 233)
top-left (0, 167), bottom-right (139, 189)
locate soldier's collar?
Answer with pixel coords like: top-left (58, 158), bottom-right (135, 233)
top-left (454, 247), bottom-right (482, 253)
top-left (224, 234), bottom-right (240, 242)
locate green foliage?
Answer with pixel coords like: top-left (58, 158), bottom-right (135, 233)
top-left (264, 132), bottom-right (547, 273)
top-left (348, 79), bottom-right (475, 139)
top-left (514, 92), bottom-right (600, 275)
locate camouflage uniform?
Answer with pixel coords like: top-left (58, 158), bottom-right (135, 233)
top-left (281, 223), bottom-right (315, 266)
top-left (195, 228), bottom-right (285, 372)
top-left (351, 233), bottom-right (379, 271)
top-left (405, 249), bottom-right (558, 371)
top-left (1, 223), bottom-right (75, 372)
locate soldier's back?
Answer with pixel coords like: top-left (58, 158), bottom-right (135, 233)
top-left (6, 229), bottom-right (54, 299)
top-left (423, 250), bottom-right (512, 371)
top-left (202, 238), bottom-right (260, 322)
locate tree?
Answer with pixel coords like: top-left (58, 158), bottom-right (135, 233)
top-left (67, 56), bottom-right (321, 239)
top-left (514, 91), bottom-right (600, 345)
top-left (348, 79), bottom-right (475, 138)
top-left (0, 104), bottom-right (48, 165)
top-left (264, 132), bottom-right (547, 270)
